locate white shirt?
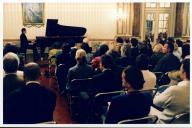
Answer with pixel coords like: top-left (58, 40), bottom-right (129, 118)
top-left (152, 80), bottom-right (189, 123)
top-left (142, 70), bottom-right (156, 90)
top-left (26, 81), bottom-right (40, 86)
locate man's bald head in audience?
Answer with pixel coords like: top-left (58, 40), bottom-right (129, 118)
top-left (24, 62), bottom-right (40, 82)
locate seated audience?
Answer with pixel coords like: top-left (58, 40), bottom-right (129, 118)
top-left (93, 55), bottom-right (122, 93)
top-left (181, 43), bottom-right (190, 61)
top-left (136, 54), bottom-right (156, 89)
top-left (153, 41), bottom-right (181, 73)
top-left (107, 49), bottom-right (121, 63)
top-left (56, 43), bottom-right (76, 67)
top-left (115, 44), bottom-right (133, 67)
top-left (129, 38), bottom-right (139, 65)
top-left (152, 59), bottom-right (190, 123)
top-left (168, 43), bottom-right (190, 85)
top-left (94, 43), bottom-right (109, 57)
top-left (66, 49), bottom-right (93, 90)
top-left (150, 40), bottom-right (164, 70)
top-left (48, 42), bottom-right (62, 66)
top-left (4, 43), bottom-right (24, 70)
top-left (3, 43), bottom-right (18, 56)
top-left (4, 62), bottom-right (56, 124)
top-left (3, 52), bottom-right (25, 100)
top-left (81, 42), bottom-right (93, 63)
top-left (105, 66), bottom-right (152, 123)
top-left (173, 40), bottom-right (182, 60)
top-left (91, 56), bottom-right (102, 75)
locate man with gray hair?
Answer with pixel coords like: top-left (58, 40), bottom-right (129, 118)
top-left (3, 52), bottom-right (25, 100)
top-left (4, 62), bottom-right (56, 124)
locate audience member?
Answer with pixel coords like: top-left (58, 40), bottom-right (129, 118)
top-left (153, 41), bottom-right (181, 73)
top-left (4, 62), bottom-right (56, 124)
top-left (105, 66), bottom-right (152, 123)
top-left (136, 54), bottom-right (156, 89)
top-left (66, 49), bottom-right (93, 90)
top-left (48, 42), bottom-right (62, 66)
top-left (150, 40), bottom-right (165, 70)
top-left (181, 43), bottom-right (190, 60)
top-left (152, 59), bottom-right (190, 123)
top-left (93, 55), bottom-right (122, 93)
top-left (20, 28), bottom-right (39, 61)
top-left (3, 52), bottom-right (25, 100)
top-left (3, 43), bottom-right (24, 70)
top-left (56, 43), bottom-right (76, 67)
top-left (173, 42), bottom-right (182, 60)
top-left (81, 42), bottom-right (93, 63)
top-left (107, 49), bottom-right (121, 62)
top-left (129, 38), bottom-right (139, 65)
top-left (3, 43), bottom-right (18, 56)
top-left (116, 44), bottom-right (133, 67)
top-left (94, 44), bottom-right (109, 57)
top-left (91, 56), bottom-right (102, 75)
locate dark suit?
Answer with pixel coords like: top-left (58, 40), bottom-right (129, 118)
top-left (3, 82), bottom-right (56, 124)
top-left (20, 33), bottom-right (39, 60)
top-left (153, 53), bottom-right (181, 73)
top-left (105, 91), bottom-right (152, 124)
top-left (66, 64), bottom-right (93, 90)
top-left (93, 69), bottom-right (122, 93)
top-left (3, 74), bottom-right (25, 100)
top-left (149, 52), bottom-right (165, 70)
top-left (56, 52), bottom-right (76, 67)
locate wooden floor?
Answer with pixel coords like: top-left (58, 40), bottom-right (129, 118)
top-left (39, 66), bottom-right (74, 124)
top-left (27, 55), bottom-right (74, 124)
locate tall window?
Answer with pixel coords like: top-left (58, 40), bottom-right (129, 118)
top-left (143, 2), bottom-right (175, 42)
top-left (160, 3), bottom-right (171, 8)
top-left (146, 3), bottom-right (156, 8)
top-left (158, 13), bottom-right (169, 33)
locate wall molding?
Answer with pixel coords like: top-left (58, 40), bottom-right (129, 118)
top-left (3, 38), bottom-right (115, 43)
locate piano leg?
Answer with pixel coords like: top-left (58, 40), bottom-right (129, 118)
top-left (40, 46), bottom-right (46, 59)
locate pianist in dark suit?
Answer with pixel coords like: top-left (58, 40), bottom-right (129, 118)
top-left (20, 28), bottom-right (39, 61)
top-left (3, 62), bottom-right (56, 124)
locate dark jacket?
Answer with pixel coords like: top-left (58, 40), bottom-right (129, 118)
top-left (149, 52), bottom-right (165, 69)
top-left (3, 83), bottom-right (56, 124)
top-left (115, 56), bottom-right (133, 67)
top-left (3, 74), bottom-right (25, 100)
top-left (56, 52), bottom-right (76, 67)
top-left (93, 69), bottom-right (122, 93)
top-left (153, 53), bottom-right (181, 73)
top-left (20, 33), bottom-right (29, 50)
top-left (105, 91), bottom-right (152, 124)
top-left (66, 63), bottom-right (93, 89)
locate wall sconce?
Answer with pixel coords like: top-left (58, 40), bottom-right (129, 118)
top-left (117, 8), bottom-right (127, 19)
top-left (116, 3), bottom-right (133, 37)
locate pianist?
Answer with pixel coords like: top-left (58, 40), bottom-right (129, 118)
top-left (20, 28), bottom-right (39, 61)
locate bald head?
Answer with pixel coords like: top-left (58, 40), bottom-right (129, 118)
top-left (3, 52), bottom-right (20, 73)
top-left (24, 62), bottom-right (40, 82)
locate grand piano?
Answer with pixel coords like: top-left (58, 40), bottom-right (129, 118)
top-left (36, 19), bottom-right (87, 57)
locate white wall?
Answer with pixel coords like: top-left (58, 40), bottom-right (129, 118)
top-left (3, 3), bottom-right (117, 40)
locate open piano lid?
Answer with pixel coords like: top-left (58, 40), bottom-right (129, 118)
top-left (45, 19), bottom-right (87, 37)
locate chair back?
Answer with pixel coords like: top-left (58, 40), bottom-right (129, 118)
top-left (37, 121), bottom-right (56, 124)
top-left (118, 115), bottom-right (158, 124)
top-left (139, 88), bottom-right (157, 98)
top-left (170, 113), bottom-right (190, 124)
top-left (69, 78), bottom-right (93, 94)
top-left (94, 90), bottom-right (124, 106)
